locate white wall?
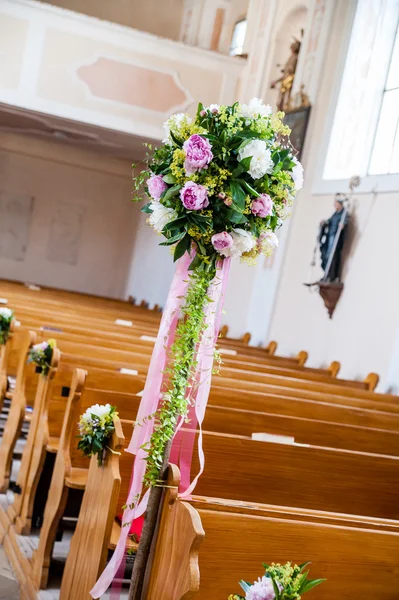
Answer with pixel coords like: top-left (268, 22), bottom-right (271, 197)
top-left (125, 208), bottom-right (175, 307)
top-left (268, 0), bottom-right (399, 389)
top-left (0, 133), bottom-right (137, 298)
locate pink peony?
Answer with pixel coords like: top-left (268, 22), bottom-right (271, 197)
top-left (147, 174), bottom-right (168, 200)
top-left (35, 341), bottom-right (49, 351)
top-left (251, 194), bottom-right (273, 218)
top-left (211, 231), bottom-right (233, 252)
top-left (183, 134), bottom-right (213, 175)
top-left (180, 181), bottom-right (209, 211)
top-left (246, 576), bottom-right (278, 600)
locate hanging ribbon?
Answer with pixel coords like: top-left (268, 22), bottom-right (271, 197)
top-left (90, 255), bottom-right (230, 598)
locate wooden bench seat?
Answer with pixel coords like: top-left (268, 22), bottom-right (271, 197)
top-left (59, 426), bottom-right (399, 600)
top-left (146, 466), bottom-right (399, 600)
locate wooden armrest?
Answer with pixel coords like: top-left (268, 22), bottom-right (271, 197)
top-left (109, 520), bottom-right (138, 552)
top-left (65, 468), bottom-right (88, 490)
top-left (46, 437), bottom-right (59, 453)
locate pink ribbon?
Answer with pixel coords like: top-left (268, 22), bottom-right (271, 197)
top-left (90, 254), bottom-right (230, 598)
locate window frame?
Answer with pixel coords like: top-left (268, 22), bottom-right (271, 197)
top-left (313, 0), bottom-right (399, 195)
top-left (229, 18), bottom-right (248, 57)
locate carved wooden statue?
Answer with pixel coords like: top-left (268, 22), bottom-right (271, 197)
top-left (271, 39), bottom-right (301, 111)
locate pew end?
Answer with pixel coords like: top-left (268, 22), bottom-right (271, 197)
top-left (364, 372), bottom-right (379, 391)
top-left (241, 332), bottom-right (251, 345)
top-left (219, 325), bottom-right (229, 339)
top-left (59, 417), bottom-right (125, 600)
top-left (328, 361), bottom-right (341, 377)
top-left (296, 349), bottom-right (308, 366)
top-left (145, 464), bottom-right (205, 600)
top-left (265, 340), bottom-right (277, 355)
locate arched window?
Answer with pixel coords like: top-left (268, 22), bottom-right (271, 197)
top-left (230, 18), bottom-right (247, 56)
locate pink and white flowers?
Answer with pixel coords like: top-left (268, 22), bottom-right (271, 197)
top-left (251, 194), bottom-right (273, 217)
top-left (238, 140), bottom-right (274, 180)
top-left (147, 174), bottom-right (168, 200)
top-left (180, 181), bottom-right (209, 210)
top-left (148, 203), bottom-right (178, 233)
top-left (183, 134), bottom-right (213, 175)
top-left (28, 339), bottom-right (56, 376)
top-left (211, 231), bottom-right (234, 252)
top-left (245, 576), bottom-right (277, 600)
top-left (135, 98), bottom-right (302, 266)
top-left (291, 157), bottom-right (304, 190)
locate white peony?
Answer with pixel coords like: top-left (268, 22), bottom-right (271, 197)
top-left (0, 307), bottom-right (12, 319)
top-left (148, 203), bottom-right (178, 233)
top-left (85, 403), bottom-right (111, 419)
top-left (291, 156), bottom-right (304, 190)
top-left (162, 112), bottom-right (193, 144)
top-left (240, 97), bottom-right (272, 119)
top-left (238, 139), bottom-right (274, 180)
top-left (219, 228), bottom-right (256, 258)
top-left (207, 103), bottom-right (220, 113)
top-left (260, 231), bottom-right (279, 256)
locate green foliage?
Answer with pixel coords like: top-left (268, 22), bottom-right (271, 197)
top-left (77, 405), bottom-right (118, 466)
top-left (0, 309), bottom-right (13, 345)
top-left (27, 339), bottom-right (56, 376)
top-left (235, 562), bottom-right (325, 600)
top-left (133, 100), bottom-right (300, 266)
top-left (142, 264), bottom-right (216, 488)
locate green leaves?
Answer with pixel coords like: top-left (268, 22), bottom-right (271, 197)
top-left (226, 209), bottom-right (248, 225)
top-left (162, 184), bottom-right (181, 204)
top-left (232, 156), bottom-right (252, 178)
top-left (173, 235), bottom-right (191, 262)
top-left (141, 202), bottom-right (153, 214)
top-left (169, 130), bottom-right (183, 148)
top-left (160, 232), bottom-right (186, 246)
top-left (234, 562), bottom-right (325, 600)
top-left (238, 581), bottom-right (251, 593)
top-left (162, 173), bottom-right (177, 184)
top-left (230, 180), bottom-right (246, 211)
top-left (241, 180), bottom-right (260, 198)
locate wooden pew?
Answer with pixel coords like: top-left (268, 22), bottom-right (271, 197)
top-left (60, 430), bottom-right (399, 600)
top-left (0, 329), bottom-right (37, 493)
top-left (30, 369), bottom-right (144, 588)
top-left (146, 465), bottom-right (399, 600)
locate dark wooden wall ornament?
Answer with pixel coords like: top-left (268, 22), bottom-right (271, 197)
top-left (318, 281), bottom-right (344, 319)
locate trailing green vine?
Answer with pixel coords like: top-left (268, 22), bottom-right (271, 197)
top-left (142, 264), bottom-right (216, 488)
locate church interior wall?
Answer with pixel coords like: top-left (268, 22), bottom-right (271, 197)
top-left (0, 133), bottom-right (137, 299)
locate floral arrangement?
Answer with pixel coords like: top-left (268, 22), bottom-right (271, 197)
top-left (27, 339), bottom-right (56, 376)
top-left (229, 562), bottom-right (325, 600)
top-left (134, 98), bottom-right (303, 269)
top-left (91, 101), bottom-right (304, 597)
top-left (132, 98), bottom-right (303, 488)
top-left (77, 404), bottom-right (118, 466)
top-left (0, 307), bottom-right (13, 345)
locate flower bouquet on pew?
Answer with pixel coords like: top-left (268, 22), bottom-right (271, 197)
top-left (134, 98), bottom-right (303, 269)
top-left (78, 404), bottom-right (118, 466)
top-left (0, 307), bottom-right (13, 344)
top-left (92, 99), bottom-right (304, 598)
top-left (229, 562), bottom-right (325, 600)
top-left (27, 339), bottom-right (56, 376)
top-left (132, 98), bottom-right (304, 488)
